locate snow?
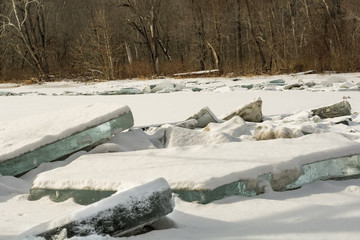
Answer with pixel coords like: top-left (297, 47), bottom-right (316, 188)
top-left (1, 73), bottom-right (360, 239)
top-left (203, 116), bottom-right (251, 137)
top-left (164, 125), bottom-right (238, 147)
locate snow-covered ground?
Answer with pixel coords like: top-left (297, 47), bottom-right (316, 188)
top-left (1, 73), bottom-right (360, 240)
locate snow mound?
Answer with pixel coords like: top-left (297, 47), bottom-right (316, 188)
top-left (90, 129), bottom-right (157, 153)
top-left (204, 116), bottom-right (251, 137)
top-left (164, 125), bottom-right (238, 148)
top-left (254, 124), bottom-right (304, 140)
top-left (0, 175), bottom-right (31, 196)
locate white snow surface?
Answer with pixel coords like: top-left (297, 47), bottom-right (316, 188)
top-left (1, 73), bottom-right (360, 240)
top-left (0, 103), bottom-right (131, 162)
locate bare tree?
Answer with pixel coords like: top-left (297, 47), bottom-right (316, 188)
top-left (72, 5), bottom-right (118, 80)
top-left (0, 0), bottom-right (49, 80)
top-left (120, 0), bottom-right (163, 75)
top-left (1, 0), bottom-right (360, 81)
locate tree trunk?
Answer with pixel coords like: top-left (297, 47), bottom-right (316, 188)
top-left (125, 42), bottom-right (133, 65)
top-left (245, 0), bottom-right (266, 71)
top-left (150, 3), bottom-right (159, 75)
top-left (236, 0), bottom-right (243, 67)
top-left (207, 41), bottom-right (220, 72)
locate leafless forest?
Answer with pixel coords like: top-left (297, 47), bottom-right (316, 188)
top-left (0, 0), bottom-right (359, 81)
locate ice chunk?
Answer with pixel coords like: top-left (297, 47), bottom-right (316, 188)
top-left (0, 91), bottom-right (14, 96)
top-left (98, 87), bottom-right (142, 95)
top-left (145, 80), bottom-right (177, 93)
top-left (268, 79), bottom-right (285, 86)
top-left (191, 87), bottom-right (203, 92)
top-left (285, 155), bottom-right (360, 190)
top-left (175, 119), bottom-right (198, 129)
top-left (23, 178), bottom-right (174, 238)
top-left (0, 104), bottom-right (134, 176)
top-left (29, 188), bottom-right (117, 205)
top-left (186, 107), bottom-right (221, 128)
top-left (283, 83), bottom-right (304, 90)
top-left (338, 82), bottom-right (356, 89)
top-left (221, 98), bottom-right (263, 123)
top-left (311, 100), bottom-right (351, 119)
top-left (253, 124), bottom-right (304, 140)
top-left (241, 84), bottom-right (254, 90)
top-left (173, 179), bottom-right (259, 204)
top-left (30, 133), bottom-right (360, 204)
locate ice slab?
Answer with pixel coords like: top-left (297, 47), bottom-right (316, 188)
top-left (29, 188), bottom-right (117, 205)
top-left (0, 91), bottom-right (14, 96)
top-left (241, 84), bottom-right (254, 90)
top-left (30, 133), bottom-right (360, 204)
top-left (268, 79), bottom-right (286, 86)
top-left (285, 154), bottom-right (360, 190)
top-left (221, 98), bottom-right (263, 123)
top-left (0, 103), bottom-right (134, 176)
top-left (186, 107), bottom-right (220, 128)
top-left (22, 178), bottom-right (174, 239)
top-left (311, 100), bottom-right (351, 119)
top-left (98, 87), bottom-right (142, 95)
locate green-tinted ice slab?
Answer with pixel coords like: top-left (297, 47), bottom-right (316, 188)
top-left (268, 79), bottom-right (285, 86)
top-left (241, 84), bottom-right (254, 90)
top-left (30, 180), bottom-right (260, 205)
top-left (29, 188), bottom-right (117, 205)
top-left (99, 88), bottom-right (143, 95)
top-left (0, 91), bottom-right (17, 96)
top-left (29, 154), bottom-right (360, 205)
top-left (176, 155), bottom-right (360, 202)
top-left (0, 111), bottom-right (133, 176)
top-left (285, 155), bottom-right (360, 190)
top-left (311, 100), bottom-right (351, 119)
top-left (186, 107), bottom-right (220, 128)
top-left (23, 178), bottom-right (174, 239)
top-left (29, 134), bottom-right (360, 204)
top-left (173, 179), bottom-right (260, 204)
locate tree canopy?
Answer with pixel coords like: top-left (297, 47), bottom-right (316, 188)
top-left (0, 0), bottom-right (359, 81)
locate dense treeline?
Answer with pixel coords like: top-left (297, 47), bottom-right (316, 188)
top-left (0, 0), bottom-right (359, 81)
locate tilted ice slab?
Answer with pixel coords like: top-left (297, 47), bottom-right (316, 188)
top-left (0, 103), bottom-right (133, 176)
top-left (23, 178), bottom-right (174, 239)
top-left (30, 132), bottom-right (360, 203)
